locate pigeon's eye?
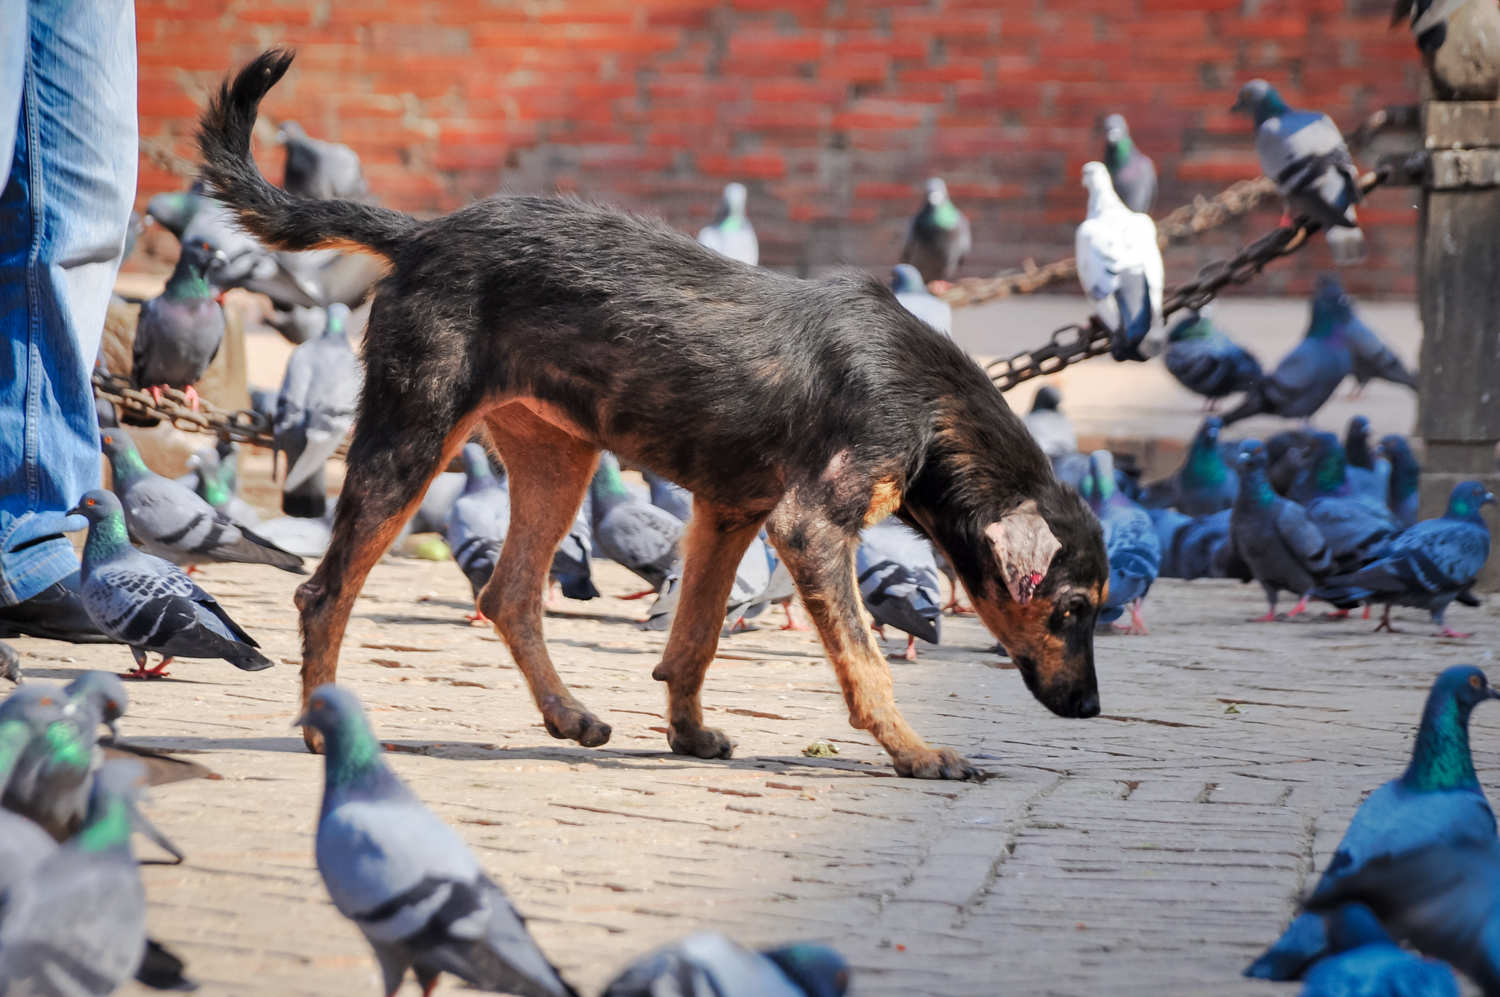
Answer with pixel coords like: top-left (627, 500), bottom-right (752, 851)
top-left (310, 697), bottom-right (325, 710)
top-left (106, 700), bottom-right (117, 710)
top-left (1472, 675), bottom-right (1483, 690)
top-left (86, 499), bottom-right (95, 506)
top-left (38, 697), bottom-right (51, 706)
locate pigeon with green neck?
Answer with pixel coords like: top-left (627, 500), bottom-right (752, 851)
top-left (1102, 113), bottom-right (1157, 214)
top-left (590, 452), bottom-right (683, 599)
top-left (1249, 665), bottom-right (1500, 981)
top-left (1230, 442), bottom-right (1332, 620)
top-left (297, 685), bottom-right (577, 997)
top-left (0, 760), bottom-right (169, 995)
top-left (129, 236), bottom-right (227, 417)
top-left (1169, 417), bottom-right (1239, 516)
top-left (186, 443), bottom-right (261, 529)
top-left (1286, 432), bottom-right (1400, 577)
top-left (102, 429), bottom-right (304, 574)
top-left (1163, 311), bottom-right (1262, 408)
top-left (604, 931), bottom-right (849, 997)
top-left (900, 178), bottom-right (970, 284)
top-left (1231, 79), bottom-right (1366, 266)
top-left (70, 489), bottom-right (276, 679)
top-left (0, 690), bottom-right (67, 892)
top-left (696, 182), bottom-right (759, 266)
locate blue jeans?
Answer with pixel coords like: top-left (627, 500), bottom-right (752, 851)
top-left (0, 0), bottom-right (136, 604)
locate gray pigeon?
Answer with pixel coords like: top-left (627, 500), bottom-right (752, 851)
top-left (298, 685), bottom-right (577, 997)
top-left (603, 932), bottom-right (849, 997)
top-left (128, 236), bottom-right (226, 416)
top-left (696, 182), bottom-right (758, 266)
top-left (0, 760), bottom-right (154, 996)
top-left (643, 470), bottom-right (692, 523)
top-left (858, 518), bottom-right (942, 660)
top-left (71, 489), bottom-right (276, 679)
top-left (901, 178), bottom-right (971, 283)
top-left (274, 302), bottom-right (362, 519)
top-left (1232, 80), bottom-right (1366, 266)
top-left (0, 690), bottom-right (66, 891)
top-left (101, 430), bottom-right (305, 574)
top-left (1342, 301), bottom-right (1419, 392)
top-left (1, 682), bottom-right (101, 841)
top-left (446, 444), bottom-right (511, 623)
top-left (591, 453), bottom-right (683, 594)
top-left (891, 264), bottom-right (952, 336)
top-left (278, 121), bottom-right (368, 201)
top-left (1103, 113), bottom-right (1158, 214)
top-left (1230, 442), bottom-right (1333, 620)
top-left (186, 444), bottom-right (261, 530)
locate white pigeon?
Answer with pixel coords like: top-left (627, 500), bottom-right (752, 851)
top-left (696, 183), bottom-right (758, 266)
top-left (1076, 161), bottom-right (1164, 363)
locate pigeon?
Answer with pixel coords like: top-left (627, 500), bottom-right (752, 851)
top-left (901, 177), bottom-right (971, 284)
top-left (1169, 417), bottom-right (1240, 516)
top-left (1381, 434), bottom-right (1422, 529)
top-left (101, 430), bottom-right (306, 574)
top-left (642, 470), bottom-right (693, 523)
top-left (1297, 903), bottom-right (1459, 997)
top-left (297, 685), bottom-right (578, 997)
top-left (1223, 278), bottom-right (1357, 425)
top-left (1163, 311), bottom-right (1263, 406)
top-left (1076, 161), bottom-right (1164, 362)
top-left (71, 489), bottom-right (276, 678)
top-left (696, 182), bottom-right (758, 266)
top-left (0, 690), bottom-right (66, 890)
top-left (408, 470), bottom-right (468, 535)
top-left (1081, 450), bottom-right (1160, 634)
top-left (1169, 508), bottom-right (1254, 581)
top-left (1023, 386), bottom-right (1078, 462)
top-left (642, 534), bottom-right (775, 634)
top-left (1338, 286), bottom-right (1419, 393)
top-left (1231, 79), bottom-right (1366, 266)
top-left (65, 671), bottom-right (129, 742)
top-left (278, 120), bottom-right (368, 201)
top-left (551, 497), bottom-right (601, 603)
top-left (0, 642), bottom-right (17, 684)
top-left (186, 444), bottom-right (261, 530)
top-left (1287, 432), bottom-right (1401, 576)
top-left (144, 189), bottom-right (205, 238)
top-left (274, 302), bottom-right (362, 519)
top-left (602, 932), bottom-right (849, 997)
top-left (1346, 416), bottom-right (1375, 470)
top-left (1247, 664), bottom-right (1500, 980)
top-left (1, 682), bottom-right (103, 841)
top-left (1392, 0), bottom-right (1500, 101)
top-left (591, 452), bottom-right (683, 595)
top-left (1313, 481), bottom-right (1495, 638)
top-left (0, 760), bottom-right (156, 996)
top-left (1149, 508), bottom-right (1193, 578)
top-left (857, 518), bottom-right (942, 660)
top-left (1267, 430), bottom-right (1318, 495)
top-left (1230, 442), bottom-right (1333, 620)
top-left (1102, 113), bottom-right (1158, 214)
top-left (128, 235), bottom-right (226, 416)
top-left (891, 263), bottom-right (953, 336)
top-left (1343, 417), bottom-right (1392, 507)
top-left (446, 443), bottom-right (511, 623)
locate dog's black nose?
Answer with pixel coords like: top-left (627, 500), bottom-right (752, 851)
top-left (1074, 693), bottom-right (1100, 718)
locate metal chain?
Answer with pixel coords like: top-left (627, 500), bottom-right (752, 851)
top-left (93, 369), bottom-right (282, 450)
top-left (984, 167), bottom-right (1391, 393)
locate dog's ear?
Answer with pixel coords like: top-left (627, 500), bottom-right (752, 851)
top-left (983, 499), bottom-right (1062, 605)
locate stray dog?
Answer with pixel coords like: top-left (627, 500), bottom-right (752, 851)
top-left (199, 52), bottom-right (1109, 779)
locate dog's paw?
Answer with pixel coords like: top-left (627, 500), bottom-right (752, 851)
top-left (892, 746), bottom-right (976, 780)
top-left (667, 724), bottom-right (735, 760)
top-left (543, 706), bottom-right (613, 747)
top-left (301, 725), bottom-right (325, 755)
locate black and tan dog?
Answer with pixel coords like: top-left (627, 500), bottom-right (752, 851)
top-left (198, 52), bottom-right (1109, 780)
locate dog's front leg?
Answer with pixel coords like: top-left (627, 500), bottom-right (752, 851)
top-left (651, 502), bottom-right (768, 759)
top-left (483, 408), bottom-right (610, 748)
top-left (766, 499), bottom-right (976, 780)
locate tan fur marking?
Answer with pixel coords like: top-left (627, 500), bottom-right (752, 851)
top-left (864, 476), bottom-right (903, 526)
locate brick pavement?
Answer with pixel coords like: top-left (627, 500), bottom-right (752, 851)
top-left (11, 558), bottom-right (1498, 996)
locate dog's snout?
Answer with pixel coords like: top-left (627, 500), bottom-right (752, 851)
top-left (1074, 692), bottom-right (1101, 719)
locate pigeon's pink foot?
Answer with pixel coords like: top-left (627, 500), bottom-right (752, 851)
top-left (183, 385), bottom-right (201, 412)
top-left (148, 385), bottom-right (165, 407)
top-left (1283, 595), bottom-right (1310, 619)
top-left (1436, 625), bottom-right (1474, 639)
top-left (124, 657), bottom-right (172, 680)
top-left (618, 589), bottom-right (656, 601)
top-left (1279, 212), bottom-right (1294, 227)
top-left (727, 615), bottom-right (755, 635)
top-left (1324, 609), bottom-right (1350, 620)
top-left (545, 582), bottom-right (561, 608)
top-left (465, 607), bottom-right (491, 627)
top-left (894, 634), bottom-right (918, 661)
top-left (184, 565), bottom-right (199, 576)
top-left (1362, 605), bottom-right (1371, 620)
top-left (1112, 600), bottom-right (1150, 635)
top-left (1251, 609), bottom-right (1279, 623)
top-left (778, 600), bottom-right (810, 631)
top-left (944, 595), bottom-right (977, 615)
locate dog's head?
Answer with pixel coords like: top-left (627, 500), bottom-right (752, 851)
top-left (962, 481), bottom-right (1107, 718)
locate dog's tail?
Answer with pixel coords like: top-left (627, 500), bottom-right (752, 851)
top-left (197, 50), bottom-right (416, 260)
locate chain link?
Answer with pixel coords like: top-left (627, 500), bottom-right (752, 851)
top-left (93, 369), bottom-right (291, 452)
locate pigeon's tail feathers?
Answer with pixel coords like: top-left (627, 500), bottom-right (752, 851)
top-left (198, 50), bottom-right (417, 259)
top-left (228, 647), bottom-right (276, 671)
top-left (1245, 912), bottom-right (1328, 981)
top-left (1326, 226), bottom-right (1366, 267)
top-left (230, 527), bottom-right (309, 574)
top-left (1220, 382), bottom-right (1268, 425)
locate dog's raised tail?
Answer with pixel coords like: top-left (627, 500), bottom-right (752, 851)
top-left (197, 50), bottom-right (416, 260)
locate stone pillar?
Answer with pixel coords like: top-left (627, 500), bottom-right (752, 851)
top-left (1417, 101), bottom-right (1500, 590)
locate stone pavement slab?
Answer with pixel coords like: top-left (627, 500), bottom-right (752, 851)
top-left (10, 557), bottom-right (1498, 997)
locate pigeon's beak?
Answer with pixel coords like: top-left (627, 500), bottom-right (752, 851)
top-left (213, 249), bottom-right (228, 263)
top-left (1484, 492), bottom-right (1497, 507)
top-left (1230, 92), bottom-right (1253, 114)
top-left (1105, 127), bottom-right (1124, 145)
top-left (292, 710), bottom-right (311, 729)
top-left (65, 504), bottom-right (83, 517)
top-left (106, 718), bottom-right (120, 740)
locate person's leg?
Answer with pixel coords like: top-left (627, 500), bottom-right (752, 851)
top-left (0, 0), bottom-right (136, 606)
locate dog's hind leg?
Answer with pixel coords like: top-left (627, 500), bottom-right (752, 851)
top-left (295, 415), bottom-right (478, 752)
top-left (766, 497), bottom-right (976, 780)
top-left (480, 407), bottom-right (610, 747)
top-left (651, 501), bottom-right (769, 759)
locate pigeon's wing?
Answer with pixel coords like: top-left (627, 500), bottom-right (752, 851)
top-left (130, 299), bottom-right (162, 388)
top-left (1320, 780), bottom-right (1497, 890)
top-left (1331, 521), bottom-right (1489, 595)
top-left (857, 521), bottom-right (943, 642)
top-left (603, 932), bottom-right (806, 997)
top-left (0, 851), bottom-right (147, 995)
top-left (1272, 500), bottom-right (1333, 573)
top-left (1306, 497), bottom-right (1399, 572)
top-left (1257, 111), bottom-right (1350, 187)
top-left (1076, 217), bottom-right (1123, 302)
top-left (597, 505), bottom-right (683, 588)
top-left (1345, 319), bottom-right (1418, 388)
top-left (84, 553), bottom-right (197, 642)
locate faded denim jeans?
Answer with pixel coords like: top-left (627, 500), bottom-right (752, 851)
top-left (0, 0), bottom-right (136, 604)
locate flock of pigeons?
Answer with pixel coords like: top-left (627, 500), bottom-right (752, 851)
top-left (0, 671), bottom-right (849, 996)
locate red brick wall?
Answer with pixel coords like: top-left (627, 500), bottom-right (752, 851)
top-left (135, 0), bottom-right (1423, 296)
